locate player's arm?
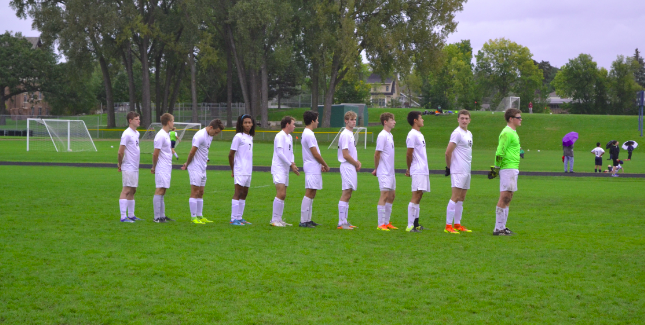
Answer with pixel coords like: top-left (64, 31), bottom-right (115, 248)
top-left (405, 148), bottom-right (413, 177)
top-left (372, 150), bottom-right (381, 176)
top-left (342, 148), bottom-right (360, 170)
top-left (151, 148), bottom-right (160, 174)
top-left (494, 133), bottom-right (508, 168)
top-left (310, 147), bottom-right (329, 172)
top-left (445, 142), bottom-right (456, 176)
top-left (117, 145), bottom-right (126, 172)
top-left (182, 146), bottom-right (198, 170)
top-left (228, 149), bottom-right (236, 177)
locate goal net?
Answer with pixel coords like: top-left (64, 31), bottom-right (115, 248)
top-left (495, 96), bottom-right (520, 112)
top-left (27, 118), bottom-right (97, 152)
top-left (140, 122), bottom-right (202, 154)
top-left (328, 127), bottom-right (368, 150)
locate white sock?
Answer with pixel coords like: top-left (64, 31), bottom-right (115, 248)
top-left (454, 201), bottom-right (464, 225)
top-left (272, 198), bottom-right (284, 223)
top-left (153, 195), bottom-right (162, 220)
top-left (345, 204), bottom-right (350, 224)
top-left (385, 202), bottom-right (393, 225)
top-left (238, 199), bottom-right (246, 221)
top-left (446, 200), bottom-right (456, 225)
top-left (161, 196), bottom-right (166, 217)
top-left (414, 203), bottom-right (420, 220)
top-left (231, 200), bottom-right (239, 222)
top-left (338, 201), bottom-right (348, 226)
top-left (127, 200), bottom-right (135, 217)
top-left (308, 198), bottom-right (314, 222)
top-left (495, 207), bottom-right (505, 231)
top-left (377, 205), bottom-right (386, 226)
top-left (189, 198), bottom-right (197, 218)
top-left (407, 202), bottom-right (416, 227)
top-left (119, 199), bottom-right (127, 219)
top-left (301, 197), bottom-right (312, 223)
top-left (503, 207), bottom-right (509, 228)
top-left (174, 152), bottom-right (178, 158)
top-left (196, 198), bottom-right (204, 217)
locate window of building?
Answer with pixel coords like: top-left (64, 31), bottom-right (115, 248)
top-left (378, 98), bottom-right (386, 107)
top-left (39, 92), bottom-right (42, 100)
top-left (386, 85), bottom-right (389, 92)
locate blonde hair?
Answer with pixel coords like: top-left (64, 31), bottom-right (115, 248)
top-left (344, 111), bottom-right (357, 120)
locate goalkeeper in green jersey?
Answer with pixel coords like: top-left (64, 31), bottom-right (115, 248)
top-left (488, 108), bottom-right (522, 236)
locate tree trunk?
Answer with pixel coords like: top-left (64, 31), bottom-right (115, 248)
top-left (311, 60), bottom-right (319, 110)
top-left (226, 34), bottom-right (233, 127)
top-left (190, 50), bottom-right (198, 123)
top-left (98, 55), bottom-right (116, 128)
top-left (250, 69), bottom-right (259, 119)
top-left (322, 55), bottom-right (349, 128)
top-left (122, 41), bottom-right (136, 116)
top-left (227, 25), bottom-right (251, 115)
top-left (162, 62), bottom-right (174, 114)
top-left (139, 36), bottom-right (152, 127)
top-left (168, 62), bottom-right (185, 115)
top-left (154, 52), bottom-right (163, 122)
top-left (260, 58), bottom-right (269, 128)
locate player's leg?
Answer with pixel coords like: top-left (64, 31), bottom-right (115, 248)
top-left (272, 181), bottom-right (288, 226)
top-left (384, 190), bottom-right (396, 229)
top-left (171, 141), bottom-right (179, 160)
top-left (154, 186), bottom-right (168, 222)
top-left (189, 184), bottom-right (204, 224)
top-left (232, 182), bottom-right (250, 225)
top-left (377, 190), bottom-right (390, 231)
top-left (300, 188), bottom-right (317, 228)
top-left (407, 191), bottom-right (423, 232)
top-left (338, 189), bottom-right (353, 229)
top-left (338, 164), bottom-right (357, 229)
top-left (494, 191), bottom-right (513, 235)
top-left (119, 186), bottom-right (133, 222)
top-left (453, 188), bottom-right (471, 232)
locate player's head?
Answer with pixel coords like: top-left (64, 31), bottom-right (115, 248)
top-left (614, 140), bottom-right (619, 145)
top-left (236, 114), bottom-right (256, 136)
top-left (206, 119), bottom-right (224, 136)
top-left (597, 142), bottom-right (601, 147)
top-left (126, 111), bottom-right (140, 127)
top-left (407, 111), bottom-right (423, 127)
top-left (303, 110), bottom-right (319, 127)
top-left (161, 113), bottom-right (174, 128)
top-left (344, 111), bottom-right (357, 128)
top-left (457, 109), bottom-right (471, 128)
top-left (380, 112), bottom-right (394, 125)
top-left (281, 116), bottom-right (295, 129)
top-left (505, 108), bottom-right (522, 122)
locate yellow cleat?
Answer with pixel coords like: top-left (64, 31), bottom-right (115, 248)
top-left (200, 217), bottom-right (214, 223)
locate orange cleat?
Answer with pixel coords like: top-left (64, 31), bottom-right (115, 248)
top-left (444, 224), bottom-right (459, 234)
top-left (385, 223), bottom-right (398, 230)
top-left (377, 225), bottom-right (390, 231)
top-left (454, 224), bottom-right (472, 233)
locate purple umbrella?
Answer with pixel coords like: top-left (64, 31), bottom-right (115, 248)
top-left (562, 132), bottom-right (578, 147)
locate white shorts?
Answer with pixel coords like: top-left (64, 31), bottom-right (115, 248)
top-left (411, 174), bottom-right (430, 192)
top-left (272, 172), bottom-right (289, 186)
top-left (378, 175), bottom-right (396, 191)
top-left (234, 175), bottom-right (252, 187)
top-left (340, 162), bottom-right (357, 191)
top-left (155, 171), bottom-right (171, 189)
top-left (500, 169), bottom-right (519, 192)
top-left (188, 169), bottom-right (207, 187)
top-left (305, 173), bottom-right (323, 190)
top-left (450, 173), bottom-right (471, 190)
top-left (122, 170), bottom-right (139, 188)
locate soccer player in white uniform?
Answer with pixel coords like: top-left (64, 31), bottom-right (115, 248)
top-left (151, 113), bottom-right (175, 223)
top-left (405, 111), bottom-right (429, 233)
top-left (591, 142), bottom-right (605, 173)
top-left (117, 111), bottom-right (142, 222)
top-left (270, 116), bottom-right (300, 227)
top-left (300, 110), bottom-right (330, 228)
top-left (228, 114), bottom-right (255, 226)
top-left (337, 111), bottom-right (361, 230)
top-left (444, 110), bottom-right (473, 234)
top-left (372, 112), bottom-right (397, 231)
top-left (181, 119), bottom-right (224, 224)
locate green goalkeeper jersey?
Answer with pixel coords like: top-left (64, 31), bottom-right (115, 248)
top-left (495, 126), bottom-right (520, 170)
top-left (169, 131), bottom-right (177, 141)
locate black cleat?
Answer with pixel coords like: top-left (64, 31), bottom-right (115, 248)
top-left (299, 222), bottom-right (315, 228)
top-left (310, 221), bottom-right (320, 226)
top-left (493, 228), bottom-right (514, 236)
top-left (154, 218), bottom-right (167, 223)
top-left (164, 216), bottom-right (175, 222)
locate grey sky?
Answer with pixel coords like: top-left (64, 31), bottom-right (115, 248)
top-left (2, 0), bottom-right (644, 69)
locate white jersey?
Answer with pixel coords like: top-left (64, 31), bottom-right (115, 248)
top-left (187, 128), bottom-right (213, 173)
top-left (375, 130), bottom-right (395, 176)
top-left (449, 127), bottom-right (473, 174)
top-left (231, 133), bottom-right (253, 176)
top-left (271, 130), bottom-right (294, 174)
top-left (591, 147), bottom-right (605, 157)
top-left (153, 129), bottom-right (173, 173)
top-left (406, 129), bottom-right (429, 175)
top-left (301, 128), bottom-right (321, 175)
top-left (337, 128), bottom-right (357, 163)
top-left (119, 127), bottom-right (140, 172)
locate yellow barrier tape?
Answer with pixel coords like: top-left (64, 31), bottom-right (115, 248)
top-left (88, 129), bottom-right (372, 134)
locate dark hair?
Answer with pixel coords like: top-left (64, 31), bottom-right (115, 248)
top-left (126, 111), bottom-right (140, 124)
top-left (596, 142), bottom-right (601, 146)
top-left (380, 112), bottom-right (394, 125)
top-left (505, 108), bottom-right (521, 122)
top-left (407, 111), bottom-right (421, 126)
top-left (236, 114), bottom-right (256, 137)
top-left (209, 119), bottom-right (225, 130)
top-left (458, 109), bottom-right (470, 118)
top-left (281, 116), bottom-right (295, 129)
top-left (160, 113), bottom-right (174, 126)
top-left (303, 111), bottom-right (318, 126)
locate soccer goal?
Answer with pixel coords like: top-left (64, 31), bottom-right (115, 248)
top-left (27, 118), bottom-right (97, 152)
top-left (328, 127), bottom-right (368, 150)
top-left (140, 122), bottom-right (202, 154)
top-left (495, 96), bottom-right (521, 112)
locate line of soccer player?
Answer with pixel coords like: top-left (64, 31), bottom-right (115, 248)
top-left (117, 108), bottom-right (523, 235)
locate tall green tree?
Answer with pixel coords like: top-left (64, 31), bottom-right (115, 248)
top-left (422, 40), bottom-right (475, 111)
top-left (551, 54), bottom-right (600, 114)
top-left (608, 55), bottom-right (642, 115)
top-left (633, 48), bottom-right (645, 88)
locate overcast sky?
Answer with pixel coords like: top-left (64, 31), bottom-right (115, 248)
top-left (2, 0), bottom-right (644, 69)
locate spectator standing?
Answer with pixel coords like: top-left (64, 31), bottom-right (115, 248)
top-left (528, 102), bottom-right (533, 114)
top-left (627, 144), bottom-right (634, 160)
top-left (563, 144), bottom-right (574, 173)
top-left (591, 143), bottom-right (605, 173)
top-left (610, 141), bottom-right (621, 177)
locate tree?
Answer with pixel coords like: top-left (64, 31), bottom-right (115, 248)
top-left (633, 48), bottom-right (645, 88)
top-left (536, 60), bottom-right (559, 94)
top-left (333, 63), bottom-right (371, 104)
top-left (551, 54), bottom-right (600, 114)
top-left (422, 40), bottom-right (475, 111)
top-left (608, 55), bottom-right (641, 115)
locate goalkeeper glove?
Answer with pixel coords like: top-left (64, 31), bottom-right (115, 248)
top-left (487, 166), bottom-right (500, 179)
top-left (444, 166), bottom-right (450, 176)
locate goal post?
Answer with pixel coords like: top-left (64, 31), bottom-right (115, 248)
top-left (26, 118), bottom-right (97, 152)
top-left (495, 96), bottom-right (521, 112)
top-left (327, 127), bottom-right (368, 150)
top-left (140, 122), bottom-right (202, 154)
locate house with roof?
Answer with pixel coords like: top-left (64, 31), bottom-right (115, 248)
top-left (547, 91), bottom-right (572, 114)
top-left (367, 74), bottom-right (400, 107)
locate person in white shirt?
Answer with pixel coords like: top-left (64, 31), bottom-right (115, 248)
top-left (151, 113), bottom-right (175, 223)
top-left (337, 111), bottom-right (361, 230)
top-left (299, 110), bottom-right (330, 228)
top-left (591, 142), bottom-right (605, 173)
top-left (270, 116), bottom-right (300, 227)
top-left (117, 111), bottom-right (142, 223)
top-left (405, 111), bottom-right (429, 233)
top-left (444, 110), bottom-right (474, 234)
top-left (228, 114), bottom-right (256, 226)
top-left (181, 119), bottom-right (224, 224)
top-left (372, 112), bottom-right (397, 231)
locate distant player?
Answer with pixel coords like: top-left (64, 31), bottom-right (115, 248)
top-left (228, 114), bottom-right (255, 225)
top-left (270, 116), bottom-right (300, 227)
top-left (117, 111), bottom-right (142, 222)
top-left (372, 112), bottom-right (397, 231)
top-left (609, 141), bottom-right (621, 177)
top-left (300, 110), bottom-right (330, 228)
top-left (151, 113), bottom-right (175, 223)
top-left (488, 108), bottom-right (522, 235)
top-left (405, 111), bottom-right (430, 233)
top-left (169, 127), bottom-right (179, 160)
top-left (444, 110), bottom-right (473, 234)
top-left (181, 119), bottom-right (224, 224)
top-left (591, 142), bottom-right (605, 173)
top-left (337, 111), bottom-right (361, 230)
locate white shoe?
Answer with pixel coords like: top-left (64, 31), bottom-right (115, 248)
top-left (283, 221), bottom-right (293, 226)
top-left (271, 221), bottom-right (286, 227)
